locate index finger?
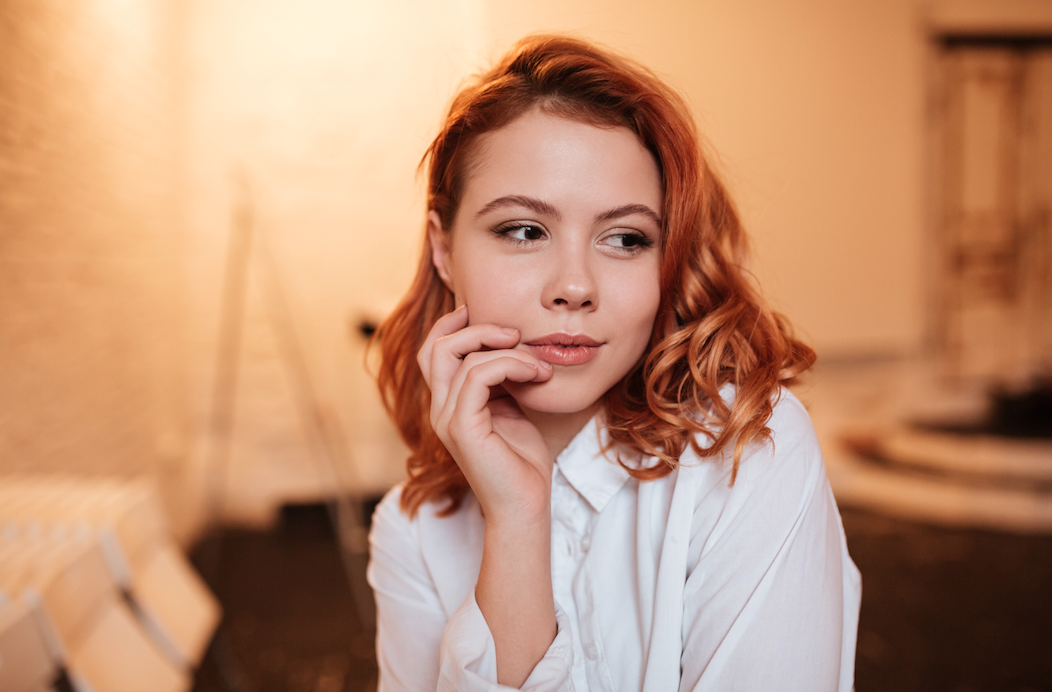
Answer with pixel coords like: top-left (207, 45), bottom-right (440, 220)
top-left (417, 306), bottom-right (523, 398)
top-left (417, 304), bottom-right (469, 383)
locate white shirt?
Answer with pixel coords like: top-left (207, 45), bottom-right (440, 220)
top-left (367, 389), bottom-right (861, 691)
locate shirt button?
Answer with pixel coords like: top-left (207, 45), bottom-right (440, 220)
top-left (584, 643), bottom-right (599, 660)
top-left (580, 536), bottom-right (591, 552)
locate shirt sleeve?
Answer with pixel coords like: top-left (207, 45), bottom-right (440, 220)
top-left (368, 487), bottom-right (447, 692)
top-left (679, 394), bottom-right (862, 692)
top-left (368, 486), bottom-right (577, 692)
top-left (438, 591), bottom-right (576, 691)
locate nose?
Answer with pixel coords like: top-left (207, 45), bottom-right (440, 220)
top-left (542, 243), bottom-right (597, 311)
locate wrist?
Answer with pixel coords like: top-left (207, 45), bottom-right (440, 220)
top-left (483, 497), bottom-right (551, 535)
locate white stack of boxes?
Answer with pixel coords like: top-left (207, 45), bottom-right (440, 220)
top-left (0, 476), bottom-right (220, 692)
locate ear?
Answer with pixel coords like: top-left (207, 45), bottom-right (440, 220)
top-left (428, 210), bottom-right (455, 292)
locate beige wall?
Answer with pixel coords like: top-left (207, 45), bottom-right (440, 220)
top-left (176, 0), bottom-right (932, 524)
top-left (5, 0), bottom-right (1048, 532)
top-left (178, 0), bottom-right (490, 524)
top-left (486, 0), bottom-right (929, 356)
top-left (0, 2), bottom-right (190, 531)
top-left (179, 0), bottom-right (1052, 525)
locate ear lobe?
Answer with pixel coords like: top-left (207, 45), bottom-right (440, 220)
top-left (428, 210), bottom-right (455, 291)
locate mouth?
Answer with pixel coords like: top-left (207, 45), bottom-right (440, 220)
top-left (523, 333), bottom-right (603, 366)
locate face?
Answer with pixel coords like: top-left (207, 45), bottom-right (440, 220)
top-left (430, 108), bottom-right (663, 421)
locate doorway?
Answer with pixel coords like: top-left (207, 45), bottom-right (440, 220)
top-left (931, 36), bottom-right (1052, 386)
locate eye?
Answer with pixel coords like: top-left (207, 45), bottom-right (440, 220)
top-left (494, 222), bottom-right (546, 243)
top-left (603, 232), bottom-right (655, 251)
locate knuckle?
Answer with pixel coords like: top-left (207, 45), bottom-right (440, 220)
top-left (463, 361), bottom-right (492, 385)
top-left (429, 334), bottom-right (450, 358)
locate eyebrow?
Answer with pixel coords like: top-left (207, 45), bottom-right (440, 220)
top-left (595, 203), bottom-right (662, 227)
top-left (475, 195), bottom-right (561, 220)
top-left (475, 195), bottom-right (662, 227)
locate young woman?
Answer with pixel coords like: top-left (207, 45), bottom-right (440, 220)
top-left (368, 34), bottom-right (860, 692)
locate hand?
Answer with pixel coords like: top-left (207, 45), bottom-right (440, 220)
top-left (418, 305), bottom-right (555, 525)
top-left (420, 305), bottom-right (559, 685)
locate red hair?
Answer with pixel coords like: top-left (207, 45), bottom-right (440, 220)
top-left (376, 34), bottom-right (815, 516)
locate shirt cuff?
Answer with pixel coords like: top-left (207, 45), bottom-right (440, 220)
top-left (438, 589), bottom-right (574, 691)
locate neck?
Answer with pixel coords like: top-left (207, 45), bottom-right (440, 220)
top-left (522, 403), bottom-right (601, 460)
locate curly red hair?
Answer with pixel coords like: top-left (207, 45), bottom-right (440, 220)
top-left (376, 34), bottom-right (815, 517)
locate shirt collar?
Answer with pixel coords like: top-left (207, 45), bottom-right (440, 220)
top-left (554, 417), bottom-right (631, 513)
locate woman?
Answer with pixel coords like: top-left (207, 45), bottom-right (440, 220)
top-left (368, 34), bottom-right (860, 691)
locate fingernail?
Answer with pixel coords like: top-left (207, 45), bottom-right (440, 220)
top-left (501, 327), bottom-right (517, 335)
top-left (539, 361), bottom-right (553, 370)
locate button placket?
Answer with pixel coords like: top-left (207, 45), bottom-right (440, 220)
top-left (551, 466), bottom-right (594, 691)
top-left (572, 560), bottom-right (616, 692)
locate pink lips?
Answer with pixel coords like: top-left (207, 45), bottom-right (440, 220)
top-left (523, 333), bottom-right (603, 366)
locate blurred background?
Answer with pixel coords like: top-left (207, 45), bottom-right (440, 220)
top-left (1, 0), bottom-right (1050, 691)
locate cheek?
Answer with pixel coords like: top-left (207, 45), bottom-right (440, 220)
top-left (627, 299), bottom-right (661, 357)
top-left (456, 264), bottom-right (533, 325)
top-left (611, 270), bottom-right (661, 336)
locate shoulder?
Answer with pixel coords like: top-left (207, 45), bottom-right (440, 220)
top-left (367, 485), bottom-right (420, 583)
top-left (734, 388), bottom-right (829, 525)
top-left (678, 386), bottom-right (826, 521)
top-left (369, 484), bottom-right (416, 553)
top-left (371, 483), bottom-right (408, 528)
top-left (760, 386), bottom-right (821, 462)
top-left (679, 387), bottom-right (841, 579)
top-left (715, 384), bottom-right (823, 482)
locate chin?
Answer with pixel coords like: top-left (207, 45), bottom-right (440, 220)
top-left (503, 379), bottom-right (602, 416)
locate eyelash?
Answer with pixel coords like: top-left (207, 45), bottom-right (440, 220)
top-left (492, 222), bottom-right (655, 252)
top-left (493, 222), bottom-right (546, 245)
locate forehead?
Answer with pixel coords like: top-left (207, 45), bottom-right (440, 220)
top-left (457, 109), bottom-right (662, 219)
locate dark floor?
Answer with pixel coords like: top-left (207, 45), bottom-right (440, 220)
top-left (843, 510), bottom-right (1052, 692)
top-left (190, 503), bottom-right (379, 692)
top-left (189, 503), bottom-right (1052, 692)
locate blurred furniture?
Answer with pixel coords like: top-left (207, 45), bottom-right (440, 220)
top-left (0, 476), bottom-right (220, 692)
top-left (0, 597), bottom-right (62, 692)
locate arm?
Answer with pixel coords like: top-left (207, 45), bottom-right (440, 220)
top-left (419, 306), bottom-right (559, 686)
top-left (476, 508), bottom-right (556, 686)
top-left (679, 395), bottom-right (861, 692)
top-left (369, 486), bottom-right (575, 692)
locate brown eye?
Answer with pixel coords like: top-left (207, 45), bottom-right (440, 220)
top-left (495, 223), bottom-right (546, 242)
top-left (605, 232), bottom-right (654, 250)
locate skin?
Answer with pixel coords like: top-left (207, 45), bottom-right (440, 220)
top-left (417, 108), bottom-right (663, 686)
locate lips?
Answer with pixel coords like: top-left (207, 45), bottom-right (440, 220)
top-left (523, 333), bottom-right (603, 366)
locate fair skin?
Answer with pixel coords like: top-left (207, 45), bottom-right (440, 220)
top-left (417, 107), bottom-right (663, 686)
